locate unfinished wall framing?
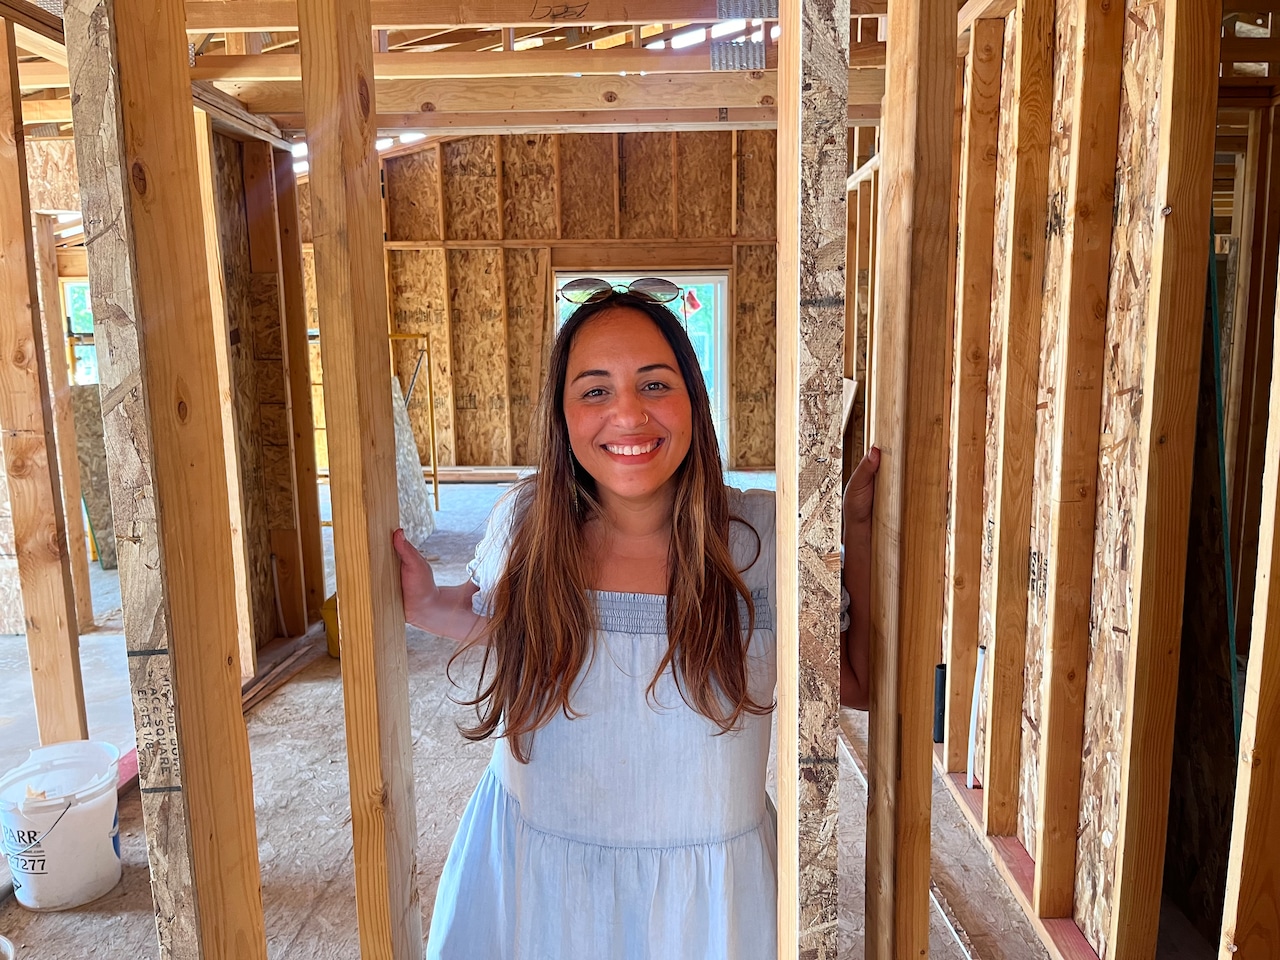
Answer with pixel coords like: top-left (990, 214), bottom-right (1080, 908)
top-left (300, 129), bottom-right (780, 469)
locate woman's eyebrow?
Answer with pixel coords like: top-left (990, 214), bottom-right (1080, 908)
top-left (570, 368), bottom-right (613, 383)
top-left (637, 363), bottom-right (678, 375)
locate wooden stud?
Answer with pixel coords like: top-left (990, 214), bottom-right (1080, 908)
top-left (670, 130), bottom-right (679, 239)
top-left (979, 0), bottom-right (1053, 838)
top-left (1221, 301), bottom-right (1280, 960)
top-left (1031, 0), bottom-right (1124, 919)
top-left (64, 1), bottom-right (268, 956)
top-left (730, 128), bottom-right (739, 239)
top-left (612, 131), bottom-right (622, 240)
top-left (34, 213), bottom-right (94, 631)
top-left (1105, 0), bottom-right (1218, 955)
top-left (865, 0), bottom-right (954, 956)
top-left (494, 133), bottom-right (505, 242)
top-left (774, 0), bottom-right (848, 956)
top-left (552, 133), bottom-right (563, 240)
top-left (296, 0), bottom-right (423, 954)
top-left (243, 140), bottom-right (308, 637)
top-left (942, 18), bottom-right (1001, 774)
top-left (499, 246), bottom-right (513, 465)
top-left (193, 106), bottom-right (257, 679)
top-left (272, 148), bottom-right (325, 622)
top-left (0, 18), bottom-right (86, 746)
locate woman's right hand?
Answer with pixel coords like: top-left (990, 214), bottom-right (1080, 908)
top-left (393, 528), bottom-right (437, 628)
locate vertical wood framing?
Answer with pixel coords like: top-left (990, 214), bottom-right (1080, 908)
top-left (612, 131), bottom-right (621, 239)
top-left (980, 0), bottom-right (1053, 837)
top-left (865, 0), bottom-right (953, 957)
top-left (0, 18), bottom-right (86, 746)
top-left (1105, 1), bottom-right (1218, 954)
top-left (943, 17), bottom-right (1003, 774)
top-left (1221, 311), bottom-right (1280, 957)
top-left (242, 140), bottom-right (308, 637)
top-left (1031, 0), bottom-right (1123, 919)
top-left (64, 0), bottom-right (268, 956)
top-left (774, 0), bottom-right (848, 956)
top-left (193, 107), bottom-right (258, 679)
top-left (296, 0), bottom-right (423, 955)
top-left (273, 149), bottom-right (325, 622)
top-left (34, 213), bottom-right (95, 631)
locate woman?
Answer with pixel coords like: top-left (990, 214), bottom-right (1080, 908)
top-left (393, 281), bottom-right (878, 959)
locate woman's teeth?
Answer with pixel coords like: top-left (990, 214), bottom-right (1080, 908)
top-left (604, 439), bottom-right (660, 456)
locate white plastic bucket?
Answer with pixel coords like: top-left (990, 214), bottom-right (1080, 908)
top-left (0, 740), bottom-right (121, 910)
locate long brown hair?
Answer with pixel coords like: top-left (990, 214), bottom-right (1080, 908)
top-left (450, 293), bottom-right (771, 762)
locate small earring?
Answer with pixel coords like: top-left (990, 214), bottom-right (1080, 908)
top-left (642, 412), bottom-right (650, 425)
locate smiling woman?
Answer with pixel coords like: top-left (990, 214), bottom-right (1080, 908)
top-left (391, 290), bottom-right (878, 959)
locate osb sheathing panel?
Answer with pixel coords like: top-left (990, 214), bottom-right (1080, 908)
top-left (733, 244), bottom-right (776, 468)
top-left (1019, 0), bottom-right (1080, 858)
top-left (558, 133), bottom-right (615, 240)
top-left (302, 248), bottom-right (320, 330)
top-left (448, 248), bottom-right (508, 464)
top-left (385, 150), bottom-right (442, 242)
top-left (504, 247), bottom-right (551, 464)
top-left (736, 129), bottom-right (777, 240)
top-left (71, 383), bottom-right (115, 570)
top-left (502, 135), bottom-right (558, 241)
top-left (25, 138), bottom-right (79, 213)
top-left (676, 131), bottom-right (733, 239)
top-left (213, 133), bottom-right (276, 650)
top-left (388, 248), bottom-right (455, 466)
top-left (442, 137), bottom-right (500, 242)
top-left (974, 13), bottom-right (1020, 785)
top-left (0, 467), bottom-right (18, 632)
top-left (1163, 306), bottom-right (1237, 946)
top-left (620, 131), bottom-right (675, 240)
top-left (1074, 3), bottom-right (1163, 953)
top-left (297, 179), bottom-right (312, 244)
top-left (308, 339), bottom-right (328, 471)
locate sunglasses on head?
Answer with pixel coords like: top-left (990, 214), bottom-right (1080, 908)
top-left (556, 277), bottom-right (682, 305)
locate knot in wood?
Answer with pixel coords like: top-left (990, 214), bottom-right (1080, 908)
top-left (602, 90), bottom-right (618, 103)
top-left (420, 101), bottom-right (437, 112)
top-left (1161, 205), bottom-right (1173, 216)
top-left (759, 95), bottom-right (775, 107)
top-left (357, 75), bottom-right (371, 119)
top-left (176, 398), bottom-right (189, 423)
top-left (8, 453), bottom-right (31, 479)
top-left (130, 161), bottom-right (148, 197)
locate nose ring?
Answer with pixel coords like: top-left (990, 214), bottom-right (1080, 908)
top-left (643, 413), bottom-right (650, 426)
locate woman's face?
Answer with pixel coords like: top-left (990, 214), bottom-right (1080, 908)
top-left (563, 307), bottom-right (694, 508)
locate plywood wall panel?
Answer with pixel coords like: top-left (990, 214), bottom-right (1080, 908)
top-left (558, 133), bottom-right (615, 240)
top-left (442, 136), bottom-right (500, 242)
top-left (1074, 2), bottom-right (1164, 952)
top-left (677, 131), bottom-right (733, 239)
top-left (619, 131), bottom-right (675, 240)
top-left (385, 150), bottom-right (442, 242)
top-left (974, 12), bottom-right (1020, 786)
top-left (388, 247), bottom-right (455, 466)
top-left (502, 134), bottom-right (558, 241)
top-left (213, 133), bottom-right (275, 650)
top-left (733, 244), bottom-right (776, 468)
top-left (448, 247), bottom-right (508, 464)
top-left (297, 179), bottom-right (312, 243)
top-left (1019, 0), bottom-right (1079, 858)
top-left (736, 129), bottom-right (778, 239)
top-left (504, 247), bottom-right (550, 465)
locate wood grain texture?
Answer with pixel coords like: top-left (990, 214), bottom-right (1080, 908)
top-left (1031, 0), bottom-right (1124, 920)
top-left (64, 0), bottom-right (267, 956)
top-left (979, 0), bottom-right (1054, 839)
top-left (1222, 286), bottom-right (1280, 960)
top-left (297, 0), bottom-right (423, 953)
top-left (944, 17), bottom-right (1003, 775)
top-left (501, 134), bottom-right (557, 240)
top-left (24, 137), bottom-right (79, 213)
top-left (619, 131), bottom-right (675, 240)
top-left (441, 136), bottom-right (499, 241)
top-left (733, 244), bottom-right (777, 469)
top-left (865, 0), bottom-right (954, 958)
top-left (558, 132), bottom-right (616, 240)
top-left (774, 0), bottom-right (848, 957)
top-left (1103, 0), bottom-right (1218, 956)
top-left (34, 213), bottom-right (94, 630)
top-left (273, 149), bottom-right (325, 622)
top-left (0, 18), bottom-right (85, 745)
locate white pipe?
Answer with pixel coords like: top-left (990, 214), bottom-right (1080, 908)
top-left (967, 644), bottom-right (986, 790)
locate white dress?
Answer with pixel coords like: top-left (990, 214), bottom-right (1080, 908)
top-left (426, 487), bottom-right (778, 960)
